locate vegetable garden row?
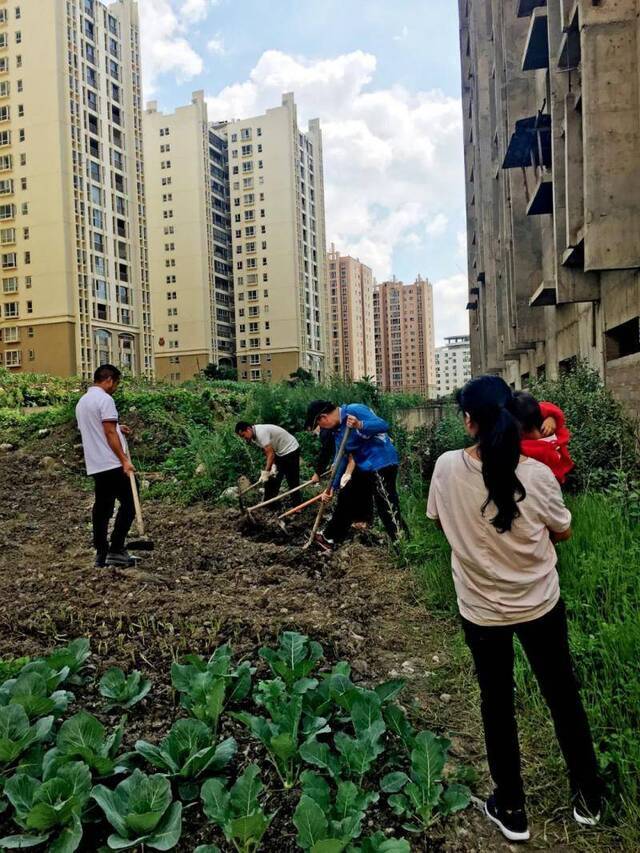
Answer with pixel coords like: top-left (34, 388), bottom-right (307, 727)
top-left (0, 633), bottom-right (471, 851)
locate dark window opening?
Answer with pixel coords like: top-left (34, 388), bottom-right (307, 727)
top-left (559, 355), bottom-right (577, 375)
top-left (605, 317), bottom-right (640, 361)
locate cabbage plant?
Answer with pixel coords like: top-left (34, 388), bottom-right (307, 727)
top-left (0, 761), bottom-right (91, 852)
top-left (134, 718), bottom-right (236, 800)
top-left (92, 768), bottom-right (182, 850)
top-left (0, 706), bottom-right (53, 777)
top-left (99, 667), bottom-right (151, 709)
top-left (171, 644), bottom-right (253, 732)
top-left (200, 763), bottom-right (273, 852)
top-left (0, 665), bottom-right (74, 720)
top-left (43, 711), bottom-right (127, 778)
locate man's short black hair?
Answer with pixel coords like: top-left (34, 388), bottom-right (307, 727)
top-left (304, 400), bottom-right (336, 430)
top-left (510, 391), bottom-right (543, 432)
top-left (235, 421), bottom-right (252, 435)
top-left (94, 364), bottom-right (121, 383)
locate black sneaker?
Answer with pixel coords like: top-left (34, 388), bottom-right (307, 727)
top-left (485, 794), bottom-right (530, 842)
top-left (106, 550), bottom-right (138, 567)
top-left (95, 552), bottom-right (107, 568)
top-left (314, 532), bottom-right (334, 553)
top-left (573, 791), bottom-right (601, 826)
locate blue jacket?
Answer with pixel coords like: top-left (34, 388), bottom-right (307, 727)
top-left (331, 403), bottom-right (399, 489)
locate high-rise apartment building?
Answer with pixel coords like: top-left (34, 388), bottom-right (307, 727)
top-left (327, 245), bottom-right (376, 381)
top-left (0, 0), bottom-right (152, 377)
top-left (459, 0), bottom-right (640, 413)
top-left (144, 91), bottom-right (233, 382)
top-left (373, 276), bottom-right (436, 396)
top-left (435, 334), bottom-right (471, 397)
top-left (227, 93), bottom-right (328, 383)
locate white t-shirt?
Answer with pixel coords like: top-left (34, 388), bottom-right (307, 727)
top-left (75, 386), bottom-right (128, 475)
top-left (253, 424), bottom-right (299, 457)
top-left (426, 449), bottom-right (571, 627)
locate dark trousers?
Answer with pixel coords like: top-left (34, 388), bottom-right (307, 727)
top-left (461, 599), bottom-right (601, 810)
top-left (92, 466), bottom-right (136, 556)
top-left (324, 464), bottom-right (408, 542)
top-left (264, 449), bottom-right (301, 506)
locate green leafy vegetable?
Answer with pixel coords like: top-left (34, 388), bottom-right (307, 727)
top-left (135, 718), bottom-right (236, 800)
top-left (200, 763), bottom-right (273, 853)
top-left (293, 771), bottom-right (379, 850)
top-left (99, 667), bottom-right (152, 709)
top-left (43, 711), bottom-right (126, 779)
top-left (0, 658), bottom-right (30, 683)
top-left (233, 678), bottom-right (328, 788)
top-left (355, 832), bottom-right (411, 852)
top-left (171, 643), bottom-right (253, 732)
top-left (0, 667), bottom-right (74, 721)
top-left (44, 640), bottom-right (91, 685)
top-left (92, 768), bottom-right (182, 850)
top-left (0, 706), bottom-right (53, 777)
top-left (0, 761), bottom-right (91, 852)
top-left (260, 632), bottom-right (323, 689)
top-left (381, 731), bottom-right (470, 831)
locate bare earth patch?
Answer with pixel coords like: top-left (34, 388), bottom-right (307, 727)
top-left (0, 434), bottom-right (613, 851)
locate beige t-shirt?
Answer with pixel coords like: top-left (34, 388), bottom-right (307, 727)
top-left (426, 449), bottom-right (571, 627)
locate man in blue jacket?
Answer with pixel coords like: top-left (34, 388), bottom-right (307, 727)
top-left (304, 399), bottom-right (408, 551)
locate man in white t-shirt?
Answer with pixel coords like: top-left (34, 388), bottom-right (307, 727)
top-left (235, 421), bottom-right (302, 505)
top-left (75, 364), bottom-right (137, 568)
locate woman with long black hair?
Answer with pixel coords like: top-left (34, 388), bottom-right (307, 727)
top-left (426, 375), bottom-right (602, 841)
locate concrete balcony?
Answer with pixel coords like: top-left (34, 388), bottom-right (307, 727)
top-left (522, 7), bottom-right (549, 71)
top-left (529, 280), bottom-right (556, 307)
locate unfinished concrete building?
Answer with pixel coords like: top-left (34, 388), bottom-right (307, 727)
top-left (458, 0), bottom-right (640, 414)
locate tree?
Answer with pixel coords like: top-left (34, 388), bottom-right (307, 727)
top-left (288, 367), bottom-right (315, 385)
top-left (202, 362), bottom-right (238, 381)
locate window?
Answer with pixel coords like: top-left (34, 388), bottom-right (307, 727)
top-left (0, 106), bottom-right (9, 123)
top-left (1, 252), bottom-right (16, 269)
top-left (241, 128), bottom-right (251, 140)
top-left (241, 144), bottom-right (252, 156)
top-left (242, 161), bottom-right (253, 173)
top-left (2, 276), bottom-right (17, 293)
top-left (166, 291), bottom-right (177, 300)
top-left (0, 58), bottom-right (7, 73)
top-left (5, 350), bottom-right (20, 367)
top-left (16, 80), bottom-right (22, 93)
top-left (3, 300), bottom-right (18, 316)
top-left (3, 325), bottom-right (18, 342)
top-left (20, 177), bottom-right (27, 191)
top-left (0, 81), bottom-right (9, 98)
top-left (0, 227), bottom-right (15, 244)
top-left (0, 35), bottom-right (7, 49)
top-left (26, 299), bottom-right (31, 313)
top-left (0, 130), bottom-right (10, 147)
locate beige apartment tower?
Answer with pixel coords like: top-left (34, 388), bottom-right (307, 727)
top-left (227, 93), bottom-right (328, 383)
top-left (144, 92), bottom-right (233, 382)
top-left (327, 245), bottom-right (376, 381)
top-left (374, 276), bottom-right (436, 396)
top-left (0, 0), bottom-right (153, 377)
top-left (459, 0), bottom-right (640, 413)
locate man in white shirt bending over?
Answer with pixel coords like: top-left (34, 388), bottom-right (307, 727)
top-left (75, 364), bottom-right (137, 568)
top-left (235, 421), bottom-right (302, 506)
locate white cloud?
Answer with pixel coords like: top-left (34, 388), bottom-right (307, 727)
top-left (426, 213), bottom-right (448, 238)
top-left (180, 0), bottom-right (219, 24)
top-left (432, 273), bottom-right (469, 345)
top-left (393, 25), bottom-right (409, 42)
top-left (207, 34), bottom-right (226, 56)
top-left (205, 49), bottom-right (465, 312)
top-left (456, 230), bottom-right (467, 259)
top-left (137, 0), bottom-right (213, 94)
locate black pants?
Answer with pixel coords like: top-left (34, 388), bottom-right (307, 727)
top-left (264, 449), bottom-right (301, 506)
top-left (461, 599), bottom-right (601, 810)
top-left (92, 466), bottom-right (135, 556)
top-left (324, 464), bottom-right (408, 542)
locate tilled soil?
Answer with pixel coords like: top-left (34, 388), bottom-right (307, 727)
top-left (0, 431), bottom-right (604, 851)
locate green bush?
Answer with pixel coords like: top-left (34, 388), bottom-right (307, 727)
top-left (528, 363), bottom-right (639, 491)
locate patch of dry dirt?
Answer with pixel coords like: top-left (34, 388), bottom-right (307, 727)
top-left (0, 430), bottom-right (610, 851)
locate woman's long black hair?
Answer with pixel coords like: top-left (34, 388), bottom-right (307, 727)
top-left (456, 375), bottom-right (526, 533)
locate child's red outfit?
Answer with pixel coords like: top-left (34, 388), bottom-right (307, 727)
top-left (520, 401), bottom-right (574, 484)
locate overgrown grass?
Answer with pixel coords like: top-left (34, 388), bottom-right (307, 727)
top-left (404, 488), bottom-right (640, 845)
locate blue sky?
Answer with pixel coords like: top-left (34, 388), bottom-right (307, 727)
top-left (133, 0), bottom-right (468, 343)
